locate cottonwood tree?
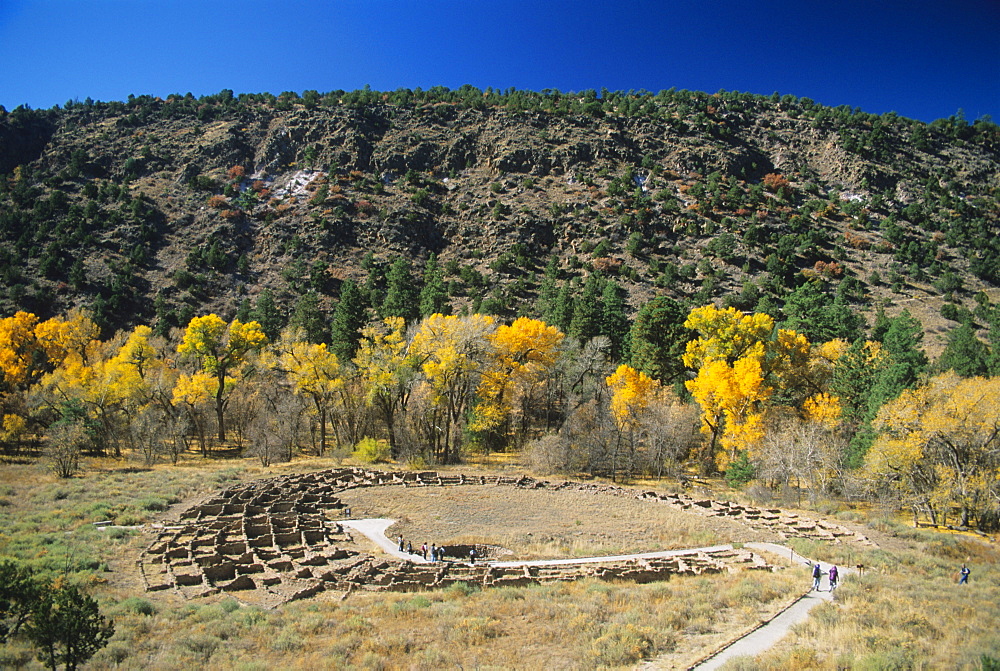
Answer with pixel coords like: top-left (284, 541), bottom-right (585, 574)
top-left (245, 379), bottom-right (308, 467)
top-left (864, 372), bottom-right (1000, 529)
top-left (277, 330), bottom-right (344, 455)
top-left (682, 304), bottom-right (838, 474)
top-left (409, 313), bottom-right (496, 462)
top-left (606, 363), bottom-right (663, 481)
top-left (44, 420), bottom-right (89, 478)
top-left (176, 314), bottom-right (268, 442)
top-left (353, 316), bottom-right (417, 456)
top-left (171, 372), bottom-right (216, 456)
top-left (0, 311), bottom-right (45, 393)
top-left (472, 317), bottom-right (564, 451)
top-left (756, 410), bottom-right (844, 505)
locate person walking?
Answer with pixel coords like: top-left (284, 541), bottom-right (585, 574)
top-left (398, 535), bottom-right (404, 552)
top-left (407, 541), bottom-right (413, 555)
top-left (812, 562), bottom-right (822, 591)
top-left (960, 564), bottom-right (971, 584)
top-left (469, 548), bottom-right (476, 565)
top-left (421, 543), bottom-right (428, 560)
top-left (828, 565), bottom-right (839, 591)
top-left (430, 543), bottom-right (437, 562)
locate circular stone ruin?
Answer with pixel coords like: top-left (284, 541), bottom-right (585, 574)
top-left (139, 468), bottom-right (868, 608)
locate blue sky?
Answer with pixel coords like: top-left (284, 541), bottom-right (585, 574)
top-left (1, 0), bottom-right (997, 123)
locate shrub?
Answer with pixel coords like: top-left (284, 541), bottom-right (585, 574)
top-left (590, 623), bottom-right (656, 667)
top-left (352, 438), bottom-right (390, 464)
top-left (119, 596), bottom-right (157, 616)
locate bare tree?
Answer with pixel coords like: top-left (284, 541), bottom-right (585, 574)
top-left (756, 415), bottom-right (843, 505)
top-left (639, 400), bottom-right (700, 478)
top-left (245, 375), bottom-right (309, 466)
top-left (44, 420), bottom-right (88, 478)
top-left (127, 404), bottom-right (171, 466)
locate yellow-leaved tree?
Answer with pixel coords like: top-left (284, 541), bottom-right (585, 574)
top-left (277, 330), bottom-right (344, 456)
top-left (0, 311), bottom-right (43, 392)
top-left (172, 371), bottom-right (219, 456)
top-left (176, 315), bottom-right (267, 443)
top-left (864, 372), bottom-right (1000, 529)
top-left (353, 316), bottom-right (416, 457)
top-left (682, 305), bottom-right (840, 473)
top-left (605, 363), bottom-right (664, 481)
top-left (410, 313), bottom-right (496, 462)
top-left (472, 317), bottom-right (563, 451)
top-left (34, 309), bottom-right (101, 370)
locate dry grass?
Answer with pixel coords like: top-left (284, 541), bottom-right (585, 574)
top-left (725, 529), bottom-right (1000, 670)
top-left (1, 455), bottom-right (998, 669)
top-left (336, 484), bottom-right (780, 560)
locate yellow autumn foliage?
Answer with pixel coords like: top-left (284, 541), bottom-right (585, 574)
top-left (865, 372), bottom-right (1000, 526)
top-left (606, 364), bottom-right (662, 431)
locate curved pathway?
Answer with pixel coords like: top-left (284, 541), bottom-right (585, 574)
top-left (343, 519), bottom-right (854, 669)
top-left (340, 518), bottom-right (432, 564)
top-left (688, 542), bottom-right (854, 671)
top-left (341, 517), bottom-right (732, 567)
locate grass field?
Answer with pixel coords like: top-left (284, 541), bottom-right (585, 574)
top-left (1, 454), bottom-right (998, 669)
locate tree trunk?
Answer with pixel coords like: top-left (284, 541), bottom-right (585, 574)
top-left (318, 404), bottom-right (327, 456)
top-left (215, 373), bottom-right (227, 443)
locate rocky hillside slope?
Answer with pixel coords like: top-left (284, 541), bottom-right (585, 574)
top-left (1, 88), bottom-right (998, 353)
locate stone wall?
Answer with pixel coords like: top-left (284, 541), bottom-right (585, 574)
top-left (140, 467), bottom-right (867, 607)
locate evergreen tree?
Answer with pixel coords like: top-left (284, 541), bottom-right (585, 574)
top-left (251, 289), bottom-right (284, 341)
top-left (363, 255), bottom-right (387, 309)
top-left (569, 273), bottom-right (603, 342)
top-left (381, 256), bottom-right (420, 322)
top-left (629, 295), bottom-right (690, 384)
top-left (988, 312), bottom-right (1000, 376)
top-left (781, 280), bottom-right (864, 342)
top-left (330, 280), bottom-right (368, 362)
top-left (552, 284), bottom-right (575, 332)
top-left (536, 256), bottom-right (561, 322)
top-left (600, 280), bottom-right (630, 360)
top-left (869, 309), bottom-right (928, 413)
top-left (289, 291), bottom-right (330, 344)
top-left (419, 254), bottom-right (449, 317)
top-left (235, 297), bottom-right (252, 322)
top-left (936, 322), bottom-right (989, 377)
top-left (27, 582), bottom-right (114, 671)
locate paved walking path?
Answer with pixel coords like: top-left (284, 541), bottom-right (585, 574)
top-left (341, 518), bottom-right (732, 567)
top-left (341, 519), bottom-right (853, 669)
top-left (340, 518), bottom-right (433, 563)
top-left (688, 542), bottom-right (854, 671)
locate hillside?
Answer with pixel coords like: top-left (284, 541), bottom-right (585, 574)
top-left (1, 88), bottom-right (999, 354)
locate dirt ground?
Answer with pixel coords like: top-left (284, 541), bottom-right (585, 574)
top-left (335, 484), bottom-right (782, 560)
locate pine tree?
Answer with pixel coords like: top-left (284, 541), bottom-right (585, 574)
top-left (869, 309), bottom-right (928, 414)
top-left (289, 291), bottom-right (330, 344)
top-left (781, 280), bottom-right (863, 342)
top-left (936, 321), bottom-right (988, 377)
top-left (629, 295), bottom-right (690, 384)
top-left (552, 284), bottom-right (575, 332)
top-left (419, 254), bottom-right (449, 317)
top-left (27, 582), bottom-right (114, 671)
top-left (330, 280), bottom-right (368, 362)
top-left (569, 273), bottom-right (603, 342)
top-left (381, 256), bottom-right (420, 322)
top-left (600, 280), bottom-right (630, 360)
top-left (250, 289), bottom-right (284, 341)
top-left (536, 256), bottom-right (561, 322)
